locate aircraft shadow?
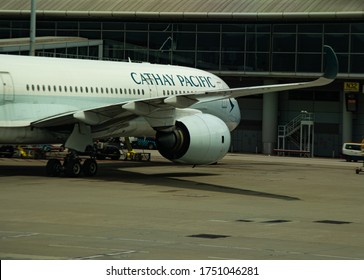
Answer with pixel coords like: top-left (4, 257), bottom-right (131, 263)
top-left (0, 160), bottom-right (299, 201)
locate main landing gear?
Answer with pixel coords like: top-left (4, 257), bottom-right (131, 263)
top-left (46, 151), bottom-right (98, 177)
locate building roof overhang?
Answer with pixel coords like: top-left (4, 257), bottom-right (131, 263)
top-left (1, 0), bottom-right (364, 21)
top-left (1, 10), bottom-right (364, 21)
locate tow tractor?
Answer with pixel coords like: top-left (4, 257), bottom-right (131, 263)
top-left (93, 138), bottom-right (151, 161)
top-left (94, 141), bottom-right (121, 160)
top-left (121, 137), bottom-right (151, 161)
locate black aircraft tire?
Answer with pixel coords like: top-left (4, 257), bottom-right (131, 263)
top-left (46, 159), bottom-right (62, 177)
top-left (65, 160), bottom-right (82, 177)
top-left (83, 159), bottom-right (98, 177)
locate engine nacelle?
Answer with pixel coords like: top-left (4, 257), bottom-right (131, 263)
top-left (156, 114), bottom-right (231, 165)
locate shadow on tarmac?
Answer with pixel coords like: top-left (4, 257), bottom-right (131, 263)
top-left (0, 159), bottom-right (300, 201)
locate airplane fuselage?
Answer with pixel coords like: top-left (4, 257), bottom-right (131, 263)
top-left (0, 55), bottom-right (240, 144)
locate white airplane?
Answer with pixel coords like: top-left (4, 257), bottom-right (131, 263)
top-left (0, 46), bottom-right (337, 177)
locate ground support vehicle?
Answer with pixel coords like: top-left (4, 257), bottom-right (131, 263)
top-left (121, 137), bottom-right (151, 161)
top-left (0, 145), bottom-right (15, 158)
top-left (122, 150), bottom-right (151, 161)
top-left (95, 144), bottom-right (121, 160)
top-left (131, 137), bottom-right (157, 150)
top-left (342, 143), bottom-right (364, 162)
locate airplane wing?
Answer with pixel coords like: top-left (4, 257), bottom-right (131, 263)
top-left (31, 96), bottom-right (163, 128)
top-left (32, 45), bottom-right (337, 128)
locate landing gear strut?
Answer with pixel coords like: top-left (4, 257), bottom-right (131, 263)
top-left (46, 151), bottom-right (98, 177)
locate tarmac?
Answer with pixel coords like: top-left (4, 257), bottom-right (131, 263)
top-left (1, 151), bottom-right (364, 260)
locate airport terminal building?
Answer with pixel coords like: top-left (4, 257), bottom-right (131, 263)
top-left (1, 0), bottom-right (364, 157)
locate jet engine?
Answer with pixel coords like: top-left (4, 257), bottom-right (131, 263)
top-left (156, 114), bottom-right (231, 165)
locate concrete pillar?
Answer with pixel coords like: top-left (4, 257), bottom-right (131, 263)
top-left (342, 92), bottom-right (353, 143)
top-left (262, 90), bottom-right (279, 155)
top-left (29, 0), bottom-right (36, 56)
top-left (98, 43), bottom-right (103, 60)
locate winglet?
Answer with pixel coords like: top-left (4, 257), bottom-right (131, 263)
top-left (323, 45), bottom-right (338, 80)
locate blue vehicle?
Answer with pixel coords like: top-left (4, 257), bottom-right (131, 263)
top-left (132, 137), bottom-right (157, 150)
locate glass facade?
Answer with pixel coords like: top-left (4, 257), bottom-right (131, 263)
top-left (1, 18), bottom-right (364, 157)
top-left (1, 20), bottom-right (364, 75)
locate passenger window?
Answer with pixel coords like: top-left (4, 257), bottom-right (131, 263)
top-left (26, 84), bottom-right (30, 91)
top-left (64, 86), bottom-right (67, 93)
top-left (53, 85), bottom-right (57, 92)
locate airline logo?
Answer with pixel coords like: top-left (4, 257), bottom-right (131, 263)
top-left (130, 72), bottom-right (216, 88)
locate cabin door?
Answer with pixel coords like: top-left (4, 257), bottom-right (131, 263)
top-left (0, 72), bottom-right (15, 102)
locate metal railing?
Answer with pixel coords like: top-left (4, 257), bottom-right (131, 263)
top-left (277, 111), bottom-right (314, 156)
